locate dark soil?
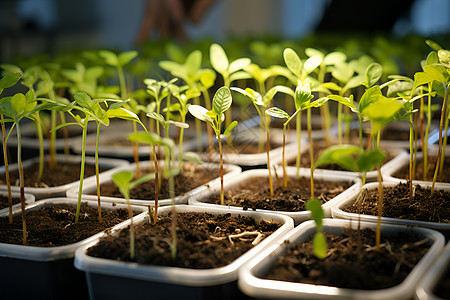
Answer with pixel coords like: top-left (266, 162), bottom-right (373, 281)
top-left (204, 140), bottom-right (279, 155)
top-left (392, 155), bottom-right (450, 183)
top-left (0, 194), bottom-right (20, 210)
top-left (264, 228), bottom-right (430, 290)
top-left (97, 163), bottom-right (222, 200)
top-left (288, 142), bottom-right (395, 171)
top-left (207, 176), bottom-right (351, 212)
top-left (0, 161), bottom-right (103, 188)
top-left (0, 203), bottom-right (134, 246)
top-left (434, 268), bottom-right (450, 299)
top-left (344, 182), bottom-right (450, 223)
top-left (87, 211), bottom-right (280, 268)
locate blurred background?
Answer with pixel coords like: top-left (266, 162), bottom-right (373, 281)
top-left (0, 0), bottom-right (449, 63)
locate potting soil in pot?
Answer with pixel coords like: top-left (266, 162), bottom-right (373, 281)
top-left (87, 211), bottom-right (280, 268)
top-left (0, 161), bottom-right (102, 188)
top-left (97, 163), bottom-right (223, 200)
top-left (344, 182), bottom-right (450, 223)
top-left (264, 228), bottom-right (429, 289)
top-left (434, 268), bottom-right (450, 299)
top-left (0, 194), bottom-right (20, 210)
top-left (0, 203), bottom-right (136, 246)
top-left (392, 156), bottom-right (450, 183)
top-left (208, 177), bottom-right (350, 211)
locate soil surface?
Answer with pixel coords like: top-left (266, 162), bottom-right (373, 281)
top-left (0, 161), bottom-right (102, 188)
top-left (344, 182), bottom-right (450, 223)
top-left (97, 163), bottom-right (222, 200)
top-left (0, 203), bottom-right (134, 246)
top-left (0, 194), bottom-right (20, 210)
top-left (207, 176), bottom-right (351, 212)
top-left (392, 155), bottom-right (450, 183)
top-left (289, 142), bottom-right (395, 171)
top-left (87, 211), bottom-right (280, 268)
top-left (434, 268), bottom-right (450, 299)
top-left (203, 140), bottom-right (280, 155)
top-left (264, 228), bottom-right (429, 290)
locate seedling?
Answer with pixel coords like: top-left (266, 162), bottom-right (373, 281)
top-left (112, 170), bottom-right (156, 260)
top-left (305, 198), bottom-right (326, 259)
top-left (0, 71), bottom-right (22, 223)
top-left (189, 86), bottom-right (237, 205)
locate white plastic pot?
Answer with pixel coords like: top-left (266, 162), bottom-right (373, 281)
top-left (238, 218), bottom-right (445, 300)
top-left (189, 166), bottom-right (361, 225)
top-left (415, 241), bottom-right (450, 300)
top-left (66, 160), bottom-right (242, 207)
top-left (332, 179), bottom-right (450, 233)
top-left (74, 204), bottom-right (294, 300)
top-left (0, 197), bottom-right (147, 299)
top-left (0, 190), bottom-right (35, 215)
top-left (0, 154), bottom-right (129, 199)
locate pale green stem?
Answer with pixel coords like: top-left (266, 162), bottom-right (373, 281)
top-left (266, 122), bottom-right (274, 198)
top-left (34, 115), bottom-right (44, 183)
top-left (307, 108), bottom-right (314, 199)
top-left (296, 112), bottom-right (302, 178)
top-left (440, 95), bottom-right (449, 173)
top-left (75, 119), bottom-right (89, 223)
top-left (132, 122), bottom-right (140, 178)
top-left (337, 103), bottom-right (343, 144)
top-left (95, 124), bottom-right (102, 222)
top-left (16, 121), bottom-right (27, 245)
top-left (218, 132), bottom-right (224, 205)
top-left (409, 119), bottom-right (414, 202)
top-left (423, 83), bottom-right (432, 180)
top-left (194, 97), bottom-right (203, 152)
top-left (1, 114), bottom-right (12, 223)
top-left (49, 110), bottom-right (57, 166)
top-left (282, 124), bottom-right (287, 187)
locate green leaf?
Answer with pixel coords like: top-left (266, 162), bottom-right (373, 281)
top-left (212, 86), bottom-right (232, 115)
top-left (313, 144), bottom-right (361, 171)
top-left (362, 97), bottom-right (403, 130)
top-left (306, 198), bottom-right (324, 230)
top-left (222, 120), bottom-right (238, 138)
top-left (332, 62), bottom-right (354, 83)
top-left (229, 71), bottom-right (251, 82)
top-left (305, 48), bottom-right (324, 59)
top-left (35, 80), bottom-right (54, 97)
top-left (112, 170), bottom-right (133, 198)
top-left (283, 48), bottom-right (302, 79)
top-left (229, 58), bottom-right (251, 74)
top-left (423, 65), bottom-right (446, 83)
top-left (129, 172), bottom-right (156, 190)
top-left (118, 50), bottom-right (138, 66)
top-left (199, 69), bottom-right (216, 89)
top-left (359, 86), bottom-right (383, 113)
top-left (312, 232), bottom-right (327, 259)
top-left (426, 40), bottom-right (443, 51)
top-left (438, 49), bottom-right (450, 64)
top-left (74, 92), bottom-right (92, 110)
top-left (179, 152), bottom-right (203, 164)
top-left (327, 94), bottom-right (356, 111)
top-left (188, 105), bottom-right (213, 124)
top-left (323, 51), bottom-right (346, 65)
top-left (426, 51), bottom-right (439, 66)
top-left (295, 84), bottom-right (314, 109)
top-left (0, 73), bottom-right (22, 93)
top-left (365, 63), bottom-right (383, 88)
top-left (210, 44), bottom-right (229, 74)
top-left (106, 108), bottom-right (144, 128)
top-left (357, 149), bottom-right (386, 172)
top-left (414, 71), bottom-right (434, 88)
top-left (185, 50), bottom-right (202, 75)
top-left (166, 120), bottom-right (189, 129)
top-left (265, 107), bottom-right (289, 119)
top-left (303, 55), bottom-right (322, 76)
top-left (147, 111), bottom-right (166, 125)
top-left (99, 50), bottom-right (119, 67)
top-left (128, 131), bottom-right (161, 145)
top-left (11, 93), bottom-right (26, 117)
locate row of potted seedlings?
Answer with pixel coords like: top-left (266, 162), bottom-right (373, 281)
top-left (0, 39), bottom-right (449, 299)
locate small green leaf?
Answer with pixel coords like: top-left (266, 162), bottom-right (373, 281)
top-left (210, 44), bottom-right (229, 74)
top-left (166, 120), bottom-right (189, 129)
top-left (295, 84), bottom-right (314, 109)
top-left (423, 65), bottom-right (446, 83)
top-left (99, 50), bottom-right (119, 67)
top-left (265, 107), bottom-right (289, 119)
top-left (128, 131), bottom-right (161, 145)
top-left (74, 92), bottom-right (92, 110)
top-left (118, 50), bottom-right (138, 66)
top-left (313, 144), bottom-right (361, 171)
top-left (357, 149), bottom-right (386, 172)
top-left (179, 152), bottom-right (203, 164)
top-left (306, 198), bottom-right (324, 230)
top-left (323, 51), bottom-right (346, 65)
top-left (185, 50), bottom-right (202, 76)
top-left (0, 73), bottom-right (22, 93)
top-left (327, 94), bottom-right (355, 111)
top-left (426, 40), bottom-right (443, 51)
top-left (129, 172), bottom-right (156, 190)
top-left (365, 63), bottom-right (383, 88)
top-left (199, 69), bottom-right (216, 89)
top-left (303, 55), bottom-right (322, 75)
top-left (112, 170), bottom-right (133, 198)
top-left (188, 105), bottom-right (213, 123)
top-left (11, 93), bottom-right (26, 117)
top-left (312, 232), bottom-right (327, 259)
top-left (222, 120), bottom-right (238, 137)
top-left (212, 86), bottom-right (232, 115)
top-left (229, 58), bottom-right (251, 74)
top-left (283, 48), bottom-right (302, 79)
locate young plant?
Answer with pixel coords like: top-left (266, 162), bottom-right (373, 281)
top-left (188, 86), bottom-right (237, 205)
top-left (112, 170), bottom-right (156, 260)
top-left (305, 197), bottom-right (327, 259)
top-left (0, 71), bottom-right (22, 223)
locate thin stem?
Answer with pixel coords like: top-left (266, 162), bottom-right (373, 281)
top-left (49, 110), bottom-right (57, 167)
top-left (282, 124), bottom-right (287, 187)
top-left (440, 92), bottom-right (449, 173)
top-left (95, 124), bottom-right (102, 222)
top-left (307, 108), bottom-right (314, 199)
top-left (409, 118), bottom-right (414, 202)
top-left (266, 123), bottom-right (274, 198)
top-left (296, 112), bottom-right (302, 178)
top-left (218, 132), bottom-right (225, 205)
top-left (132, 121), bottom-right (140, 178)
top-left (75, 119), bottom-right (89, 223)
top-left (1, 114), bottom-right (12, 223)
top-left (431, 84), bottom-right (448, 195)
top-left (193, 97), bottom-right (203, 152)
top-left (152, 145), bottom-right (158, 225)
top-left (375, 166), bottom-right (383, 251)
top-left (117, 65), bottom-right (127, 99)
top-left (16, 121), bottom-right (27, 245)
top-left (337, 103), bottom-right (343, 144)
top-left (34, 115), bottom-right (44, 183)
top-left (423, 83), bottom-right (432, 180)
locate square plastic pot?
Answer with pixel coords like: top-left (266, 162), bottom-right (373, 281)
top-left (74, 204), bottom-right (294, 300)
top-left (0, 154), bottom-right (129, 199)
top-left (331, 179), bottom-right (450, 233)
top-left (189, 166), bottom-right (361, 225)
top-left (238, 218), bottom-right (445, 300)
top-left (0, 190), bottom-right (35, 215)
top-left (0, 197), bottom-right (147, 300)
top-left (66, 160), bottom-right (242, 207)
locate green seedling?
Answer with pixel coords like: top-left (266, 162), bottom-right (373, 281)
top-left (112, 170), bottom-right (156, 260)
top-left (231, 85), bottom-right (291, 197)
top-left (0, 71), bottom-right (22, 223)
top-left (305, 198), bottom-right (327, 259)
top-left (265, 84), bottom-right (327, 187)
top-left (189, 86), bottom-right (237, 205)
top-left (210, 43), bottom-right (250, 145)
top-left (54, 92), bottom-right (144, 223)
